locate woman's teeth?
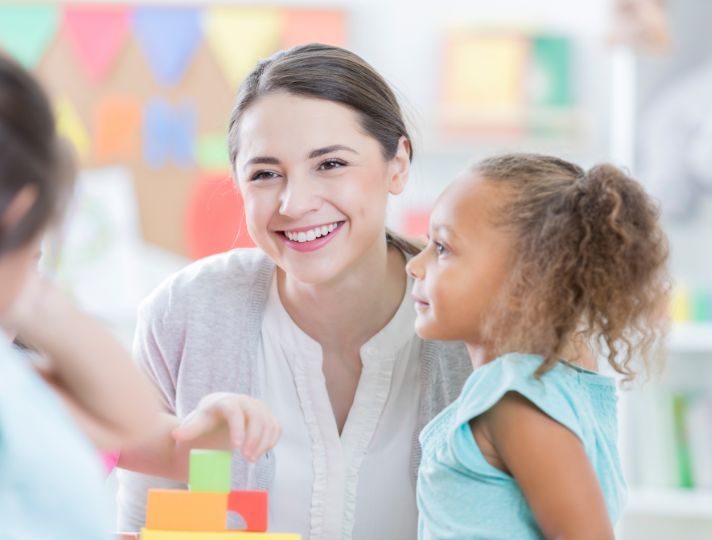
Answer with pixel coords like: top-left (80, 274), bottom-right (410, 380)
top-left (284, 222), bottom-right (339, 243)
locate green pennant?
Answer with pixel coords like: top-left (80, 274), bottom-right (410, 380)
top-left (0, 5), bottom-right (59, 68)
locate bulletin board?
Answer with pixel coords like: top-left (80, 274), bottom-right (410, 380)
top-left (0, 4), bottom-right (348, 258)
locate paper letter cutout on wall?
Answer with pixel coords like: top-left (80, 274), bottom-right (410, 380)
top-left (198, 134), bottom-right (231, 172)
top-left (95, 96), bottom-right (141, 162)
top-left (133, 7), bottom-right (202, 85)
top-left (143, 99), bottom-right (196, 168)
top-left (63, 5), bottom-right (130, 82)
top-left (0, 5), bottom-right (58, 68)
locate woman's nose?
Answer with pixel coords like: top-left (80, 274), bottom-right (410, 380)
top-left (279, 176), bottom-right (321, 218)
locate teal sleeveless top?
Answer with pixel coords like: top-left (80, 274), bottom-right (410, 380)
top-left (417, 353), bottom-right (626, 539)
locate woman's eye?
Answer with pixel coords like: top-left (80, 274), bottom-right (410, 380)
top-left (318, 159), bottom-right (347, 171)
top-left (251, 170), bottom-right (280, 182)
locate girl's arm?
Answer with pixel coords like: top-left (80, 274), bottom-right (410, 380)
top-left (118, 392), bottom-right (281, 482)
top-left (471, 392), bottom-right (615, 540)
top-left (10, 275), bottom-right (162, 449)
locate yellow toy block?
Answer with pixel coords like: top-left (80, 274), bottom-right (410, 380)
top-left (146, 489), bottom-right (228, 531)
top-left (141, 530), bottom-right (301, 540)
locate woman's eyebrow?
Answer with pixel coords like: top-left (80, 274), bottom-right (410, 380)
top-left (308, 145), bottom-right (359, 159)
top-left (244, 155), bottom-right (281, 168)
top-left (243, 145), bottom-right (359, 168)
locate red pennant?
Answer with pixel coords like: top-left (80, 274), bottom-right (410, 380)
top-left (63, 6), bottom-right (130, 82)
top-left (186, 175), bottom-right (255, 260)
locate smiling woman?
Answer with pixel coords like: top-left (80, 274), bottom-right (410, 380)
top-left (116, 44), bottom-right (471, 540)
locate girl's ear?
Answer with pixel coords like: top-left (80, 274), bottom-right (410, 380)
top-left (0, 186), bottom-right (37, 235)
top-left (387, 136), bottom-right (411, 196)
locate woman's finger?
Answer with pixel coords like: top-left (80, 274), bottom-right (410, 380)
top-left (241, 402), bottom-right (267, 462)
top-left (172, 408), bottom-right (218, 441)
top-left (215, 397), bottom-right (246, 448)
top-left (254, 420), bottom-right (281, 460)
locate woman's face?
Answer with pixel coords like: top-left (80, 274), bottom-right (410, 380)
top-left (233, 92), bottom-right (409, 285)
top-left (406, 174), bottom-right (514, 344)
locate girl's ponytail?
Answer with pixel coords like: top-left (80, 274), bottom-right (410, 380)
top-left (473, 153), bottom-right (670, 380)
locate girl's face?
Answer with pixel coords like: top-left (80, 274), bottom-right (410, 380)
top-left (0, 187), bottom-right (41, 324)
top-left (234, 92), bottom-right (409, 285)
top-left (406, 174), bottom-right (514, 344)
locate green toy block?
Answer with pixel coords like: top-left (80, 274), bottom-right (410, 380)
top-left (189, 449), bottom-right (232, 493)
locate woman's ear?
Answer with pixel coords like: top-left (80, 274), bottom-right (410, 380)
top-left (0, 186), bottom-right (37, 235)
top-left (387, 136), bottom-right (411, 196)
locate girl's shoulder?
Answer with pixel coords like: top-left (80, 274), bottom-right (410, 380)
top-left (454, 353), bottom-right (615, 442)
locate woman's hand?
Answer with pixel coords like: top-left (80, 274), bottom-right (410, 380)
top-left (172, 392), bottom-right (281, 463)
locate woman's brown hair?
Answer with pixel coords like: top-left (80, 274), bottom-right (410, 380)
top-left (0, 53), bottom-right (73, 254)
top-left (475, 153), bottom-right (670, 380)
top-left (227, 43), bottom-right (422, 256)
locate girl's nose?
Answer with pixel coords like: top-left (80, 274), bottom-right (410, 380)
top-left (406, 252), bottom-right (424, 280)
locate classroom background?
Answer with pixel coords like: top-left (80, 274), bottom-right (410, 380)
top-left (1, 0), bottom-right (710, 538)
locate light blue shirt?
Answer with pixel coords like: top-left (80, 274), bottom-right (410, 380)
top-left (417, 353), bottom-right (626, 540)
top-left (0, 332), bottom-right (111, 539)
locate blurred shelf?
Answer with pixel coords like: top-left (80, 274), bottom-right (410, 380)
top-left (625, 488), bottom-right (712, 519)
top-left (668, 322), bottom-right (712, 354)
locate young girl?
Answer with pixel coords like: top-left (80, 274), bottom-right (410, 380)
top-left (407, 153), bottom-right (669, 539)
top-left (0, 52), bottom-right (162, 538)
top-left (0, 53), bottom-right (279, 538)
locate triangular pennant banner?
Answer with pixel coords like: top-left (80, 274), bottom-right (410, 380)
top-left (133, 7), bottom-right (201, 86)
top-left (55, 97), bottom-right (90, 163)
top-left (63, 5), bottom-right (130, 83)
top-left (203, 7), bottom-right (282, 88)
top-left (0, 5), bottom-right (58, 68)
top-left (143, 99), bottom-right (196, 169)
top-left (281, 9), bottom-right (347, 49)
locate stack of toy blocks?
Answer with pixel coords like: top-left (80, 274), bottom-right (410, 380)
top-left (141, 449), bottom-right (300, 539)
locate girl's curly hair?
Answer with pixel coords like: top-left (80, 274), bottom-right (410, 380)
top-left (474, 153), bottom-right (670, 380)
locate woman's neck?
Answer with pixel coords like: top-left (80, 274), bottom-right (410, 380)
top-left (277, 237), bottom-right (408, 353)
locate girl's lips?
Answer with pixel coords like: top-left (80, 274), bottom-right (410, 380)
top-left (278, 221), bottom-right (345, 253)
top-left (412, 294), bottom-right (430, 309)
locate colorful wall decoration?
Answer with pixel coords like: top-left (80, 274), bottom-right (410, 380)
top-left (440, 28), bottom-right (575, 139)
top-left (0, 3), bottom-right (348, 257)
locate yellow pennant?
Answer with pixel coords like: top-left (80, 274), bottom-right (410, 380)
top-left (203, 6), bottom-right (283, 89)
top-left (55, 97), bottom-right (91, 163)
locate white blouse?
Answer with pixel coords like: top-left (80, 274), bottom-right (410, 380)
top-left (258, 272), bottom-right (422, 540)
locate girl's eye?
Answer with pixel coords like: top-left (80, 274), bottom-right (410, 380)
top-left (250, 170), bottom-right (280, 182)
top-left (318, 159), bottom-right (347, 171)
top-left (434, 242), bottom-right (448, 256)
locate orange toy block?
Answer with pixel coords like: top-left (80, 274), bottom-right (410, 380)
top-left (227, 490), bottom-right (268, 532)
top-left (146, 489), bottom-right (227, 531)
top-left (141, 530), bottom-right (300, 539)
